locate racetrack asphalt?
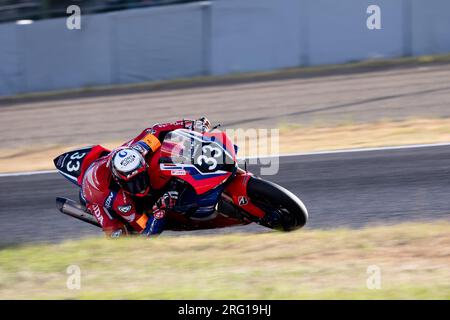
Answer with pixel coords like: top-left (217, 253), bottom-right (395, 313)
top-left (2, 63), bottom-right (450, 150)
top-left (0, 144), bottom-right (449, 246)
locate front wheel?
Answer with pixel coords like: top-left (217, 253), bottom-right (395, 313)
top-left (246, 177), bottom-right (308, 231)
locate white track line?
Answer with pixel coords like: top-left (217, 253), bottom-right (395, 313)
top-left (0, 169), bottom-right (57, 177)
top-left (0, 141), bottom-right (449, 178)
top-left (244, 141), bottom-right (450, 159)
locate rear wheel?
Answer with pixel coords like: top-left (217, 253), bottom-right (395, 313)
top-left (246, 177), bottom-right (308, 231)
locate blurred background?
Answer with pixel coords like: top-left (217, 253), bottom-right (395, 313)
top-left (0, 0), bottom-right (449, 299)
top-left (0, 0), bottom-right (197, 23)
top-left (0, 0), bottom-right (449, 96)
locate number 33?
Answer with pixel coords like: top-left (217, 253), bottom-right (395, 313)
top-left (66, 152), bottom-right (86, 172)
top-left (197, 145), bottom-right (222, 170)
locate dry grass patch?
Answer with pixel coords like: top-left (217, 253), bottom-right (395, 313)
top-left (1, 117), bottom-right (449, 173)
top-left (276, 117), bottom-right (450, 154)
top-left (0, 222), bottom-right (449, 299)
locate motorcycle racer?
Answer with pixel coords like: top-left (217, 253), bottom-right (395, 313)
top-left (80, 118), bottom-right (211, 238)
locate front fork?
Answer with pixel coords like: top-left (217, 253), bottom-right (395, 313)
top-left (222, 169), bottom-right (266, 221)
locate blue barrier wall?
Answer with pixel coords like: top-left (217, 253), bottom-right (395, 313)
top-left (16, 14), bottom-right (113, 93)
top-left (210, 0), bottom-right (302, 75)
top-left (411, 0), bottom-right (450, 55)
top-left (114, 4), bottom-right (204, 83)
top-left (0, 0), bottom-right (449, 96)
top-left (306, 0), bottom-right (406, 65)
top-left (0, 24), bottom-right (20, 96)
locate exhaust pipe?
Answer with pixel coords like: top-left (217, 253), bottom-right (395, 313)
top-left (56, 197), bottom-right (101, 228)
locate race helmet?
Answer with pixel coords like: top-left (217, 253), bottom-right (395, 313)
top-left (110, 148), bottom-right (150, 196)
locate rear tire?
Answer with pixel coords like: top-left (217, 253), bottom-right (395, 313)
top-left (247, 177), bottom-right (308, 231)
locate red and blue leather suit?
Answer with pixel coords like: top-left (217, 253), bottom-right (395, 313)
top-left (80, 119), bottom-right (207, 238)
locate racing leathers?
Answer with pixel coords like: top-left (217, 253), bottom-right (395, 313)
top-left (80, 118), bottom-right (211, 238)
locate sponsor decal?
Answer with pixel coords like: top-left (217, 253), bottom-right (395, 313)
top-left (120, 154), bottom-right (136, 167)
top-left (238, 196), bottom-right (248, 206)
top-left (171, 169), bottom-right (186, 176)
top-left (104, 191), bottom-right (115, 210)
top-left (118, 151), bottom-right (128, 158)
top-left (92, 204), bottom-right (104, 225)
top-left (57, 154), bottom-right (67, 167)
top-left (154, 123), bottom-right (165, 128)
top-left (118, 205), bottom-right (132, 213)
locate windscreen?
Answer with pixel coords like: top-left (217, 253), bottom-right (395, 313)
top-left (160, 129), bottom-right (235, 173)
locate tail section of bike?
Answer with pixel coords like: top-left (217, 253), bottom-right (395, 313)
top-left (53, 145), bottom-right (110, 186)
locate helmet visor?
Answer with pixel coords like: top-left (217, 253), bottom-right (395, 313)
top-left (123, 170), bottom-right (150, 195)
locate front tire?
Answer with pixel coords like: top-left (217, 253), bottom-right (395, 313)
top-left (247, 177), bottom-right (308, 231)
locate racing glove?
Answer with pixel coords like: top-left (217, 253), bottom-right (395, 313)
top-left (190, 117), bottom-right (211, 133)
top-left (142, 191), bottom-right (178, 236)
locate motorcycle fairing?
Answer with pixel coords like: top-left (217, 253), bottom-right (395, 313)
top-left (53, 145), bottom-right (110, 186)
top-left (174, 183), bottom-right (227, 219)
top-left (223, 172), bottom-right (266, 219)
top-left (158, 163), bottom-right (233, 195)
top-left (157, 129), bottom-right (237, 194)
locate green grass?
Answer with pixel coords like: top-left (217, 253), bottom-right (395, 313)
top-left (0, 222), bottom-right (449, 299)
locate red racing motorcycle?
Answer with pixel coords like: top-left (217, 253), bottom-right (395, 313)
top-left (54, 128), bottom-right (308, 233)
